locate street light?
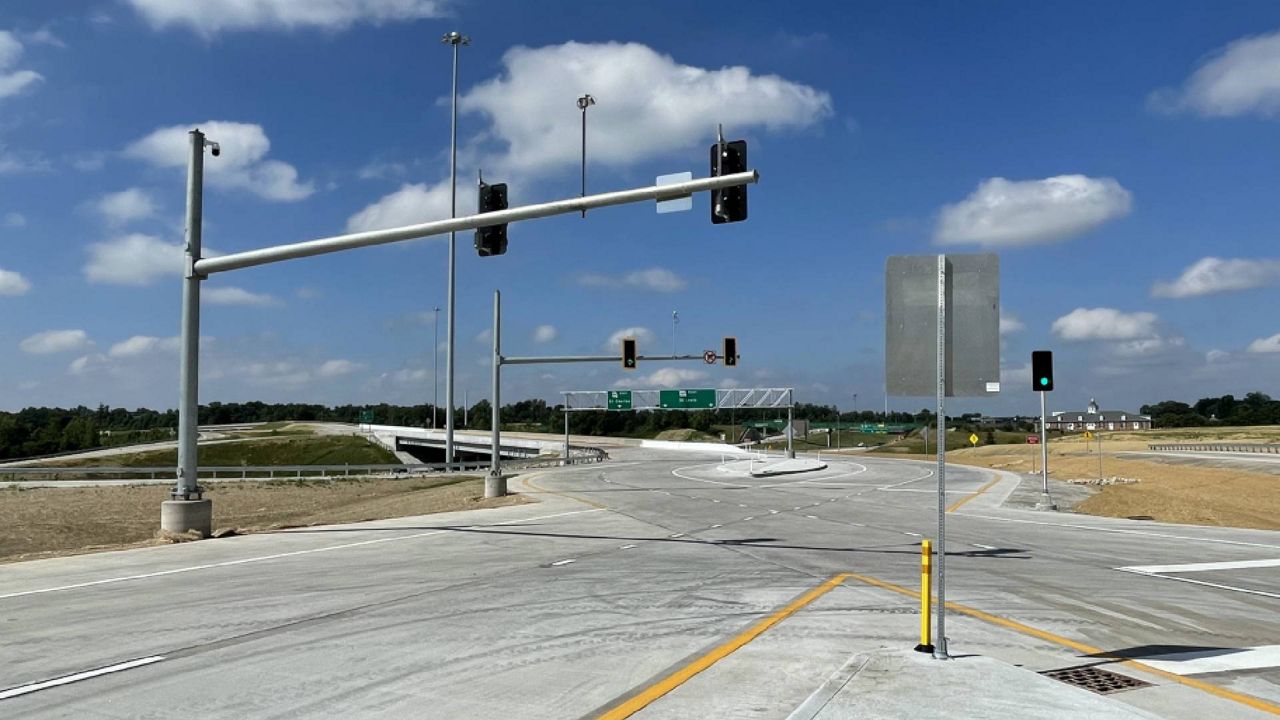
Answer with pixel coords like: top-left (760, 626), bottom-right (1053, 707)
top-left (672, 310), bottom-right (679, 356)
top-left (577, 93), bottom-right (595, 218)
top-left (441, 30), bottom-right (469, 471)
top-left (432, 306), bottom-right (440, 429)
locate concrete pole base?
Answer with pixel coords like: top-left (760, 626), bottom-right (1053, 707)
top-left (485, 473), bottom-right (507, 498)
top-left (161, 499), bottom-right (212, 537)
top-left (1034, 493), bottom-right (1058, 512)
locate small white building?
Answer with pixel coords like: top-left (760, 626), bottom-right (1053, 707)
top-left (1045, 398), bottom-right (1152, 432)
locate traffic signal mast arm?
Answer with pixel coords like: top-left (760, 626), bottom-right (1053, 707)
top-left (193, 171), bottom-right (759, 276)
top-left (500, 353), bottom-right (708, 366)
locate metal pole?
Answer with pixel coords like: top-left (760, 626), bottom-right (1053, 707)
top-left (835, 402), bottom-right (840, 450)
top-left (786, 391), bottom-right (795, 459)
top-left (442, 30), bottom-right (468, 473)
top-left (433, 306), bottom-right (439, 429)
top-left (578, 94), bottom-right (594, 218)
top-left (934, 254), bottom-right (949, 660)
top-left (194, 171), bottom-right (758, 275)
top-left (176, 129), bottom-right (205, 501)
top-left (1098, 430), bottom-right (1103, 482)
top-left (1037, 391), bottom-right (1055, 510)
top-left (464, 388), bottom-right (469, 427)
top-left (487, 289), bottom-right (504, 496)
top-left (564, 410), bottom-right (570, 464)
top-left (672, 310), bottom-right (678, 357)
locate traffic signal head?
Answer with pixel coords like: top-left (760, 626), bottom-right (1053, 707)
top-left (475, 181), bottom-right (508, 256)
top-left (1031, 350), bottom-right (1054, 392)
top-left (723, 337), bottom-right (738, 367)
top-left (621, 337), bottom-right (637, 370)
top-left (710, 140), bottom-right (748, 224)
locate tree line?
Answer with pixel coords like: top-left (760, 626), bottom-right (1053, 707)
top-left (0, 401), bottom-right (923, 461)
top-left (1139, 392), bottom-right (1280, 428)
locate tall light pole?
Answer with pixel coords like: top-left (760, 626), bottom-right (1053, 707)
top-left (672, 310), bottom-right (679, 356)
top-left (432, 305), bottom-right (440, 429)
top-left (441, 30), bottom-right (469, 471)
top-left (577, 94), bottom-right (595, 218)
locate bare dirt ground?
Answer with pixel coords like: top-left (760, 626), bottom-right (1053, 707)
top-left (0, 475), bottom-right (528, 564)
top-left (931, 427), bottom-right (1280, 531)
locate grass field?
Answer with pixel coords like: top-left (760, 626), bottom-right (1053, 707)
top-left (53, 435), bottom-right (397, 468)
top-left (0, 475), bottom-right (526, 563)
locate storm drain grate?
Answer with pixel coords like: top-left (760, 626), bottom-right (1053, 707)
top-left (1040, 665), bottom-right (1152, 695)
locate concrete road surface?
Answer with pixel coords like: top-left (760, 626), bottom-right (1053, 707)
top-left (2, 448), bottom-right (1277, 718)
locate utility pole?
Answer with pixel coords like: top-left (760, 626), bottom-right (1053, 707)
top-left (577, 94), bottom-right (595, 218)
top-left (672, 310), bottom-right (679, 357)
top-left (432, 305), bottom-right (440, 429)
top-left (441, 29), bottom-right (469, 472)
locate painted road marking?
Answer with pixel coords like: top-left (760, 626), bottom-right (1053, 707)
top-left (1133, 645), bottom-right (1280, 675)
top-left (597, 574), bottom-right (851, 719)
top-left (945, 475), bottom-right (1001, 513)
top-left (711, 524), bottom-right (723, 529)
top-left (964, 513), bottom-right (1280, 551)
top-left (669, 533), bottom-right (685, 538)
top-left (743, 517), bottom-right (754, 521)
top-left (805, 515), bottom-right (818, 520)
top-left (903, 532), bottom-right (922, 537)
top-left (842, 572), bottom-right (1280, 717)
top-left (0, 508), bottom-right (603, 601)
top-left (550, 559), bottom-right (576, 567)
top-left (972, 543), bottom-right (997, 550)
top-left (619, 544), bottom-right (638, 550)
top-left (769, 510), bottom-right (779, 514)
top-left (1116, 568), bottom-right (1280, 600)
top-left (0, 656), bottom-right (166, 701)
top-left (1119, 558), bottom-right (1280, 574)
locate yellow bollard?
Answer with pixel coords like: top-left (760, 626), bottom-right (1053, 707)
top-left (915, 539), bottom-right (934, 653)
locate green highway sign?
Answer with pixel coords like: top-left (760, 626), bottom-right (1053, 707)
top-left (607, 390), bottom-right (633, 411)
top-left (359, 410), bottom-right (374, 423)
top-left (659, 388), bottom-right (716, 410)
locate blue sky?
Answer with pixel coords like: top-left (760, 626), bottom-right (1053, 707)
top-left (1, 0), bottom-right (1279, 416)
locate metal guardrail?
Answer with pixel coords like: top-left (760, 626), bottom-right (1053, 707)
top-left (1148, 443), bottom-right (1280, 454)
top-left (0, 447), bottom-right (610, 481)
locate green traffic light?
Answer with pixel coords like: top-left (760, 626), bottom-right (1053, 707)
top-left (1039, 377), bottom-right (1049, 386)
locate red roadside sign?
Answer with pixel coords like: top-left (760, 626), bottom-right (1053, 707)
top-left (1027, 435), bottom-right (1040, 444)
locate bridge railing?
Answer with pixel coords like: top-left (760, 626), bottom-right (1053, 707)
top-left (1148, 443), bottom-right (1280, 454)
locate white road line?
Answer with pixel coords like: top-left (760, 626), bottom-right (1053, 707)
top-left (669, 533), bottom-right (685, 538)
top-left (792, 506), bottom-right (802, 511)
top-left (805, 515), bottom-right (818, 520)
top-left (549, 559), bottom-right (575, 567)
top-left (711, 499), bottom-right (721, 503)
top-left (1117, 569), bottom-right (1280, 599)
top-left (0, 508), bottom-right (604, 601)
top-left (963, 512), bottom-right (1280, 551)
top-left (1118, 558), bottom-right (1280, 574)
top-left (903, 532), bottom-right (922, 537)
top-left (1128, 645), bottom-right (1280, 675)
top-left (711, 524), bottom-right (723, 529)
top-left (744, 517), bottom-right (755, 521)
top-left (769, 509), bottom-right (779, 514)
top-left (739, 504), bottom-right (748, 508)
top-left (972, 543), bottom-right (997, 550)
top-left (619, 544), bottom-right (638, 550)
top-left (0, 656), bottom-right (166, 700)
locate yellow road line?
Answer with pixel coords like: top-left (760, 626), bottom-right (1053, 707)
top-left (844, 572), bottom-right (1280, 716)
top-left (597, 573), bottom-right (852, 719)
top-left (521, 472), bottom-right (607, 510)
top-left (945, 475), bottom-right (1000, 513)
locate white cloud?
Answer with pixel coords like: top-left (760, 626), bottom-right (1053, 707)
top-left (386, 368), bottom-right (429, 384)
top-left (0, 31), bottom-right (43, 101)
top-left (1051, 308), bottom-right (1159, 341)
top-left (999, 312), bottom-right (1024, 336)
top-left (205, 286), bottom-right (280, 306)
top-left (126, 0), bottom-right (444, 35)
top-left (84, 233), bottom-right (183, 285)
top-left (615, 367), bottom-right (709, 389)
top-left (124, 121), bottom-right (312, 201)
top-left (604, 326), bottom-right (656, 352)
top-left (1151, 257), bottom-right (1280, 298)
top-left (69, 354), bottom-right (106, 376)
top-left (935, 175), bottom-right (1132, 247)
top-left (357, 160), bottom-right (409, 181)
top-left (346, 180), bottom-right (452, 233)
top-left (3, 211), bottom-right (25, 227)
top-left (1113, 336), bottom-right (1186, 357)
top-left (577, 267), bottom-right (688, 293)
top-left (0, 266), bottom-right (30, 295)
top-left (317, 359), bottom-right (361, 378)
top-left (459, 41), bottom-right (832, 174)
top-left (532, 325), bottom-right (558, 344)
top-left (475, 328), bottom-right (492, 344)
top-left (718, 378), bottom-right (742, 389)
top-left (1247, 332), bottom-right (1280, 353)
top-left (20, 329), bottom-right (90, 354)
top-left (109, 335), bottom-right (181, 358)
top-left (1150, 30), bottom-right (1280, 117)
top-left (1206, 349), bottom-right (1231, 364)
top-left (90, 188), bottom-right (157, 226)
